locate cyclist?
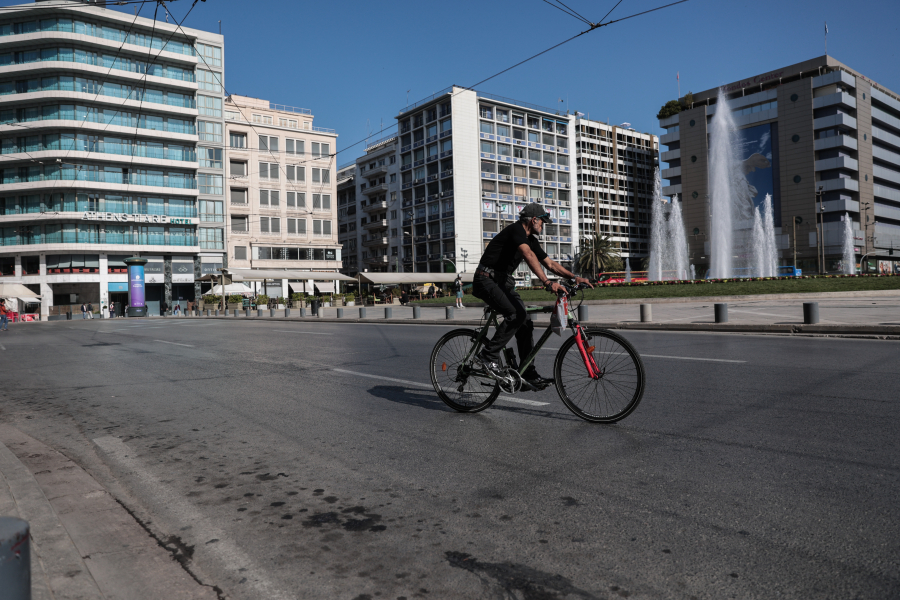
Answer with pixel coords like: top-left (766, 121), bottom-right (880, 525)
top-left (472, 203), bottom-right (593, 388)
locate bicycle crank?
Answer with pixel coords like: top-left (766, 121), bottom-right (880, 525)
top-left (497, 369), bottom-right (523, 394)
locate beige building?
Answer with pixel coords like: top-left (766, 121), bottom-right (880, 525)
top-left (223, 95), bottom-right (341, 293)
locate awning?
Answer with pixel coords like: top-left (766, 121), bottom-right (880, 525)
top-left (209, 283), bottom-right (254, 295)
top-left (359, 273), bottom-right (475, 285)
top-left (0, 283), bottom-right (41, 299)
top-left (198, 269), bottom-right (356, 282)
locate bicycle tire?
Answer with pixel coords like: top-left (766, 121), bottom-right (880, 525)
top-left (430, 329), bottom-right (500, 413)
top-left (553, 328), bottom-right (645, 423)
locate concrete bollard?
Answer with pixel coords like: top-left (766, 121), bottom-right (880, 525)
top-left (0, 517), bottom-right (30, 600)
top-left (336, 308), bottom-right (344, 319)
top-left (233, 309), bottom-right (237, 317)
top-left (215, 309), bottom-right (219, 316)
top-left (577, 305), bottom-right (588, 322)
top-left (385, 307), bottom-right (392, 319)
top-left (640, 304), bottom-right (652, 322)
top-left (359, 307), bottom-right (366, 319)
top-left (257, 309), bottom-right (263, 317)
top-left (270, 308), bottom-right (275, 318)
top-left (285, 308), bottom-right (290, 317)
top-left (413, 306), bottom-right (421, 319)
top-left (803, 302), bottom-right (819, 324)
top-left (714, 303), bottom-right (728, 323)
top-left (299, 307), bottom-right (306, 317)
top-left (445, 306), bottom-right (454, 320)
top-left (206, 309), bottom-right (210, 317)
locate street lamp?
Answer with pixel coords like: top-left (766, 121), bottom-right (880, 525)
top-left (815, 185), bottom-right (825, 274)
top-left (460, 248), bottom-right (468, 272)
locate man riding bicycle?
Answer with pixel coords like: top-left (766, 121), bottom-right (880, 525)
top-left (472, 203), bottom-right (593, 389)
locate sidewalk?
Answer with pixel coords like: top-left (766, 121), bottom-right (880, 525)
top-left (0, 425), bottom-right (217, 600)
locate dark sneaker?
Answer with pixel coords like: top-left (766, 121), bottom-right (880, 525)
top-left (474, 352), bottom-right (505, 380)
top-left (522, 369), bottom-right (553, 390)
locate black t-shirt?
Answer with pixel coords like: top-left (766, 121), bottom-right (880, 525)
top-left (479, 221), bottom-right (548, 276)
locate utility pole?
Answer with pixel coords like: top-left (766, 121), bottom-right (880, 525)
top-left (816, 186), bottom-right (825, 274)
top-left (792, 215), bottom-right (802, 270)
top-left (460, 248), bottom-right (468, 272)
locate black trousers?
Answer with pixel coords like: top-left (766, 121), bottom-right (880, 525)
top-left (473, 274), bottom-right (535, 366)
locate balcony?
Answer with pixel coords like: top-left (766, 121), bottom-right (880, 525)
top-left (428, 213), bottom-right (440, 222)
top-left (363, 236), bottom-right (389, 248)
top-left (440, 169), bottom-right (453, 179)
top-left (442, 231), bottom-right (455, 239)
top-left (815, 157), bottom-right (858, 172)
top-left (362, 199), bottom-right (388, 213)
top-left (365, 164), bottom-right (389, 178)
top-left (813, 92), bottom-right (857, 111)
top-left (414, 235), bottom-right (427, 243)
top-left (442, 211), bottom-right (454, 219)
top-left (367, 255), bottom-right (389, 264)
top-left (813, 113), bottom-right (857, 131)
top-left (362, 182), bottom-right (389, 195)
top-left (440, 190), bottom-right (454, 198)
top-left (427, 253), bottom-right (442, 261)
top-left (363, 219), bottom-right (389, 231)
top-left (814, 135), bottom-right (857, 152)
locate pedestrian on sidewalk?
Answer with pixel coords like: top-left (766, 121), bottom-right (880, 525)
top-left (160, 300), bottom-right (168, 317)
top-left (87, 302), bottom-right (94, 319)
top-left (454, 275), bottom-right (465, 309)
top-left (174, 303), bottom-right (181, 316)
top-left (109, 301), bottom-right (115, 318)
top-left (81, 303), bottom-right (87, 319)
top-left (0, 299), bottom-right (9, 330)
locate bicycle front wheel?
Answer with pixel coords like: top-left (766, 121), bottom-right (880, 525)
top-left (554, 328), bottom-right (645, 423)
top-left (430, 329), bottom-right (499, 413)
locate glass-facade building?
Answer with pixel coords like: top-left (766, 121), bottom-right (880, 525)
top-left (0, 1), bottom-right (225, 318)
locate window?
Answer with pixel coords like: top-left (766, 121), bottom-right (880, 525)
top-left (253, 114), bottom-right (273, 125)
top-left (229, 132), bottom-right (246, 148)
top-left (225, 110), bottom-right (240, 121)
top-left (259, 135), bottom-right (279, 152)
top-left (286, 138), bottom-right (305, 154)
top-left (231, 188), bottom-right (247, 204)
top-left (313, 194), bottom-right (321, 209)
top-left (195, 43), bottom-right (222, 67)
top-left (390, 210), bottom-right (397, 219)
top-left (229, 160), bottom-right (246, 176)
top-left (312, 168), bottom-right (320, 183)
top-left (480, 141), bottom-right (495, 154)
top-left (480, 121), bottom-right (494, 134)
top-left (287, 218), bottom-right (306, 235)
top-left (198, 174), bottom-right (222, 195)
top-left (390, 173), bottom-right (397, 183)
top-left (321, 169), bottom-right (330, 183)
top-left (199, 227), bottom-right (223, 249)
top-left (200, 199), bottom-right (223, 222)
top-left (287, 191), bottom-right (306, 207)
top-left (322, 194), bottom-right (331, 209)
top-left (199, 147), bottom-right (222, 169)
top-left (234, 245), bottom-right (247, 260)
top-left (196, 69), bottom-right (220, 92)
top-left (198, 121), bottom-right (222, 143)
top-left (258, 162), bottom-right (279, 180)
top-left (441, 139), bottom-right (452, 152)
top-left (231, 216), bottom-right (248, 231)
top-left (313, 220), bottom-right (332, 236)
top-left (197, 95), bottom-right (222, 117)
top-left (259, 189), bottom-right (280, 207)
top-left (286, 165), bottom-right (296, 181)
top-left (479, 105), bottom-right (493, 119)
top-left (496, 109), bottom-right (508, 122)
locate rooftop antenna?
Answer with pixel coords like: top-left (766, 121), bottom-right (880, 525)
top-left (219, 20), bottom-right (222, 35)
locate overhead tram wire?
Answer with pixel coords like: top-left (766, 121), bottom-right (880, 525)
top-left (0, 0), bottom-right (157, 13)
top-left (124, 0), bottom-right (161, 197)
top-left (596, 0), bottom-right (626, 27)
top-left (554, 0), bottom-right (593, 25)
top-left (539, 0), bottom-right (591, 25)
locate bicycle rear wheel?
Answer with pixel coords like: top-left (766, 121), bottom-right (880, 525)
top-left (430, 329), bottom-right (500, 413)
top-left (554, 328), bottom-right (645, 423)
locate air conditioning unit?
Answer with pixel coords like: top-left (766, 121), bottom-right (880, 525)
top-left (504, 175), bottom-right (511, 181)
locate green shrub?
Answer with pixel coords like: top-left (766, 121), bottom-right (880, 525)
top-left (228, 294), bottom-right (244, 304)
top-left (257, 294), bottom-right (269, 304)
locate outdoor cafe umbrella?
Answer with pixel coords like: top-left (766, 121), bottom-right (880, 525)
top-left (0, 282), bottom-right (41, 300)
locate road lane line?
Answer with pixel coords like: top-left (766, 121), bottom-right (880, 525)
top-left (0, 343), bottom-right (5, 350)
top-left (153, 340), bottom-right (194, 347)
top-left (273, 330), bottom-right (333, 335)
top-left (640, 353), bottom-right (745, 363)
top-left (332, 368), bottom-right (550, 406)
top-left (92, 436), bottom-right (293, 600)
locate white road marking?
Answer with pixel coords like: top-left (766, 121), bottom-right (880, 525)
top-left (153, 340), bottom-right (194, 347)
top-left (273, 330), bottom-right (333, 335)
top-left (332, 368), bottom-right (550, 406)
top-left (640, 353), bottom-right (745, 363)
top-left (0, 343), bottom-right (5, 350)
top-left (93, 436), bottom-right (293, 600)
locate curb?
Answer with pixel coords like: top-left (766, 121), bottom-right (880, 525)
top-left (192, 315), bottom-right (900, 338)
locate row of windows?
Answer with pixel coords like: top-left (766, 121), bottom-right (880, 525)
top-left (252, 162), bottom-right (331, 183)
top-left (234, 216), bottom-right (331, 236)
top-left (2, 133), bottom-right (196, 162)
top-left (479, 141), bottom-right (568, 160)
top-left (480, 121), bottom-right (567, 146)
top-left (479, 105), bottom-right (569, 135)
top-left (481, 202), bottom-right (571, 222)
top-left (400, 118), bottom-right (451, 146)
top-left (0, 47), bottom-right (194, 83)
top-left (0, 192), bottom-right (197, 217)
top-left (0, 104), bottom-right (195, 134)
top-left (229, 133), bottom-right (330, 157)
top-left (482, 181), bottom-right (571, 198)
top-left (0, 17), bottom-right (196, 56)
top-left (249, 246), bottom-right (337, 261)
top-left (399, 103), bottom-right (450, 132)
top-left (225, 111), bottom-right (313, 131)
top-left (231, 189), bottom-right (332, 210)
top-left (0, 223), bottom-right (199, 247)
top-left (0, 75), bottom-right (195, 108)
top-left (400, 139), bottom-right (453, 165)
top-left (1, 163), bottom-right (199, 190)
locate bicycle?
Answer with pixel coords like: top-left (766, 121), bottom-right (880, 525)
top-left (429, 281), bottom-right (645, 423)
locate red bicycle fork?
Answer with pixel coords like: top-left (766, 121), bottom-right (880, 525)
top-left (572, 325), bottom-right (601, 378)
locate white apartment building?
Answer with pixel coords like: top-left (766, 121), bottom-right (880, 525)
top-left (0, 0), bottom-right (225, 318)
top-left (223, 95), bottom-right (341, 294)
top-left (574, 118), bottom-right (659, 268)
top-left (338, 86), bottom-right (577, 284)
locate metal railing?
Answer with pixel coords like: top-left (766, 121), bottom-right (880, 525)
top-left (398, 87), bottom-right (453, 115)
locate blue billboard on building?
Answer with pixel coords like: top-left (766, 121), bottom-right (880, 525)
top-left (734, 122), bottom-right (781, 226)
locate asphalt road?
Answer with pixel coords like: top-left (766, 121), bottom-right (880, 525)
top-left (1, 318), bottom-right (898, 600)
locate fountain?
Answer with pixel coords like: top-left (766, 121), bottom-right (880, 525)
top-left (707, 89), bottom-right (779, 278)
top-left (648, 170), bottom-right (690, 280)
top-left (842, 213), bottom-right (856, 274)
top-left (624, 258), bottom-right (632, 282)
top-left (690, 264), bottom-right (696, 280)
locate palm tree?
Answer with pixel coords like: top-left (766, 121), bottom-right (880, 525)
top-left (576, 234), bottom-right (622, 276)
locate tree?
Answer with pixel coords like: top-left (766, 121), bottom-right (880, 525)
top-left (656, 99), bottom-right (682, 120)
top-left (576, 235), bottom-right (622, 275)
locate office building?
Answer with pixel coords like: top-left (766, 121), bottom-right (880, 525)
top-left (658, 56), bottom-right (900, 273)
top-left (0, 0), bottom-right (225, 318)
top-left (223, 94), bottom-right (341, 294)
top-left (574, 117), bottom-right (658, 268)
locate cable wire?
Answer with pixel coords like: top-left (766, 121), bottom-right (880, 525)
top-left (539, 0), bottom-right (591, 25)
top-left (555, 0), bottom-right (593, 24)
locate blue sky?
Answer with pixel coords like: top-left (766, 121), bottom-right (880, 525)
top-left (67, 0), bottom-right (900, 159)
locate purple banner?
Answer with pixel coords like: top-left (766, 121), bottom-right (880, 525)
top-left (128, 265), bottom-right (146, 308)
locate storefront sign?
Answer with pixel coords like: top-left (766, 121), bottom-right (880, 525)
top-left (81, 212), bottom-right (195, 224)
top-left (201, 262), bottom-right (223, 276)
top-left (172, 261), bottom-right (194, 283)
top-left (145, 261), bottom-right (164, 284)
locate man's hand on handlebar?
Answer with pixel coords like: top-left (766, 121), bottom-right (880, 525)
top-left (573, 276), bottom-right (594, 289)
top-left (546, 280), bottom-right (565, 295)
